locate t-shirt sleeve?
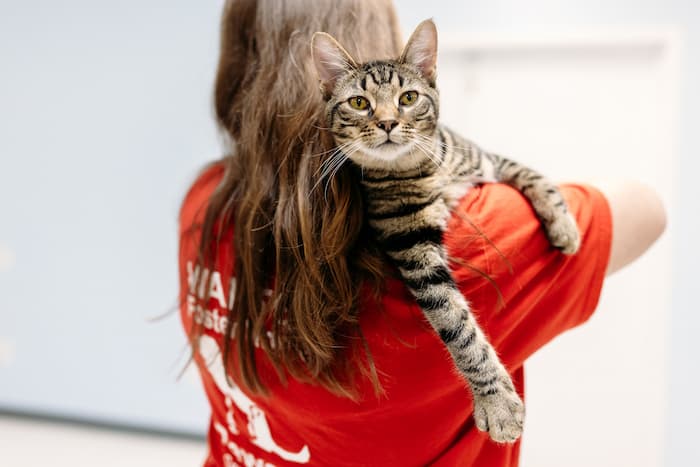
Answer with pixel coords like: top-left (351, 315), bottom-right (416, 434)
top-left (444, 183), bottom-right (613, 370)
top-left (178, 163), bottom-right (226, 337)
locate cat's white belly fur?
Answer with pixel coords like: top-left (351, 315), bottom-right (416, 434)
top-left (442, 179), bottom-right (474, 209)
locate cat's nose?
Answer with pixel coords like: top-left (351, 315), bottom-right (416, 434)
top-left (376, 120), bottom-right (398, 133)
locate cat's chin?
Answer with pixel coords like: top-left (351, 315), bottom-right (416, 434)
top-left (352, 142), bottom-right (422, 171)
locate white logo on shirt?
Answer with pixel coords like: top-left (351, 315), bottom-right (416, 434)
top-left (199, 334), bottom-right (311, 465)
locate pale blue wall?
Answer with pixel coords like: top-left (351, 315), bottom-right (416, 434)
top-left (0, 0), bottom-right (224, 433)
top-left (0, 1), bottom-right (697, 464)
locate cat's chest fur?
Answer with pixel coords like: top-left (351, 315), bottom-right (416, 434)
top-left (359, 159), bottom-right (473, 236)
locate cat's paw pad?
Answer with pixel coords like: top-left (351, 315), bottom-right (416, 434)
top-left (546, 212), bottom-right (581, 255)
top-left (473, 387), bottom-right (525, 443)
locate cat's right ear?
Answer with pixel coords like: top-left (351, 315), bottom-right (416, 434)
top-left (400, 19), bottom-right (438, 86)
top-left (311, 32), bottom-right (357, 98)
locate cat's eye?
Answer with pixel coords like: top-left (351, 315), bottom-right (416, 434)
top-left (348, 96), bottom-right (369, 110)
top-left (399, 91), bottom-right (419, 106)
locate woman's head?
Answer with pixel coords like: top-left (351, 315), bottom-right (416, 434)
top-left (193, 0), bottom-right (403, 396)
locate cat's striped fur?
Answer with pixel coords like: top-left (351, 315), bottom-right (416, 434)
top-left (312, 20), bottom-right (580, 443)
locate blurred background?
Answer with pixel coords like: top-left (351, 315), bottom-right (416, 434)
top-left (0, 1), bottom-right (696, 466)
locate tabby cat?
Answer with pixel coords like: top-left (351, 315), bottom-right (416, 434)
top-left (311, 20), bottom-right (580, 443)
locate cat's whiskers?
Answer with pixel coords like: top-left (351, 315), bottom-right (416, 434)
top-left (415, 133), bottom-right (468, 164)
top-left (412, 138), bottom-right (442, 169)
top-left (415, 132), bottom-right (475, 154)
top-left (313, 140), bottom-right (357, 178)
top-left (310, 140), bottom-right (353, 161)
top-left (315, 151), bottom-right (346, 183)
top-left (322, 140), bottom-right (364, 199)
top-left (311, 140), bottom-right (363, 198)
top-left (311, 146), bottom-right (349, 191)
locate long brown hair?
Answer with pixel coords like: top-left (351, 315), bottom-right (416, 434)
top-left (190, 0), bottom-right (403, 396)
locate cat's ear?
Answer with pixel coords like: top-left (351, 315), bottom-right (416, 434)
top-left (400, 19), bottom-right (438, 85)
top-left (311, 32), bottom-right (357, 97)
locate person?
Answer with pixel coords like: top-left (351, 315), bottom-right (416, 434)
top-left (178, 1), bottom-right (667, 466)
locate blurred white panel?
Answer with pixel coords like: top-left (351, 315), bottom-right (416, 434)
top-left (437, 30), bottom-right (678, 467)
top-left (0, 415), bottom-right (206, 467)
top-left (0, 243), bottom-right (16, 272)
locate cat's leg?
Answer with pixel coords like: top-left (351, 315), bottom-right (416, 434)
top-left (486, 153), bottom-right (580, 254)
top-left (451, 138), bottom-right (580, 254)
top-left (387, 241), bottom-right (525, 443)
top-left (441, 287), bottom-right (525, 443)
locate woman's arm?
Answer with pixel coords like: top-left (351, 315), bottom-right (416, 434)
top-left (596, 181), bottom-right (667, 276)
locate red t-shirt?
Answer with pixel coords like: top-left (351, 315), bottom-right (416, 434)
top-left (179, 163), bottom-right (612, 467)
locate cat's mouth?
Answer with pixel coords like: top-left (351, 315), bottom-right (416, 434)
top-left (370, 140), bottom-right (405, 154)
top-left (375, 135), bottom-right (403, 148)
top-left (359, 138), bottom-right (415, 160)
top-left (353, 138), bottom-right (421, 170)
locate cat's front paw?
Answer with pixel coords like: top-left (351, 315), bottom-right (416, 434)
top-left (473, 385), bottom-right (525, 443)
top-left (546, 212), bottom-right (581, 255)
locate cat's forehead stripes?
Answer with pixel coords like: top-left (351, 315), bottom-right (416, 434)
top-left (361, 62), bottom-right (404, 90)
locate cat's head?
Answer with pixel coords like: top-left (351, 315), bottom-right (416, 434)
top-left (311, 20), bottom-right (439, 172)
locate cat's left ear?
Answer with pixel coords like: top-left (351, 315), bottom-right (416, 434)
top-left (400, 19), bottom-right (438, 85)
top-left (311, 32), bottom-right (358, 98)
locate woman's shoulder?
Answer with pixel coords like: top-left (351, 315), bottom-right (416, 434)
top-left (445, 182), bottom-right (610, 276)
top-left (179, 161), bottom-right (226, 234)
top-left (442, 182), bottom-right (612, 368)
